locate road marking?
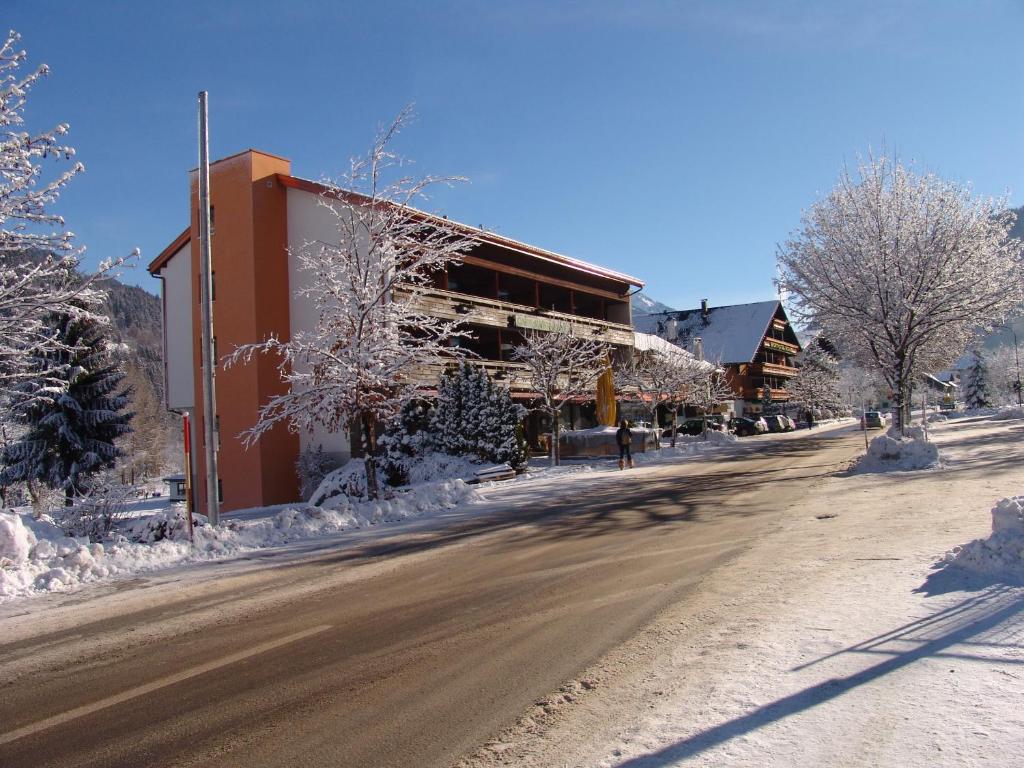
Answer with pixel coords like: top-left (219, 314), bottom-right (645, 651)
top-left (0, 623), bottom-right (332, 746)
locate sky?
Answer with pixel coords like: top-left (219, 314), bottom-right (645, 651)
top-left (7, 0), bottom-right (1024, 310)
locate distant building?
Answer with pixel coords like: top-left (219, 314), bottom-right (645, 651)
top-left (635, 299), bottom-right (802, 415)
top-left (149, 149), bottom-right (644, 514)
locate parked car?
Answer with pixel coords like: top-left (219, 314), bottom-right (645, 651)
top-left (862, 411), bottom-right (886, 429)
top-left (669, 416), bottom-right (726, 437)
top-left (731, 416), bottom-right (767, 436)
top-left (764, 415), bottom-right (796, 433)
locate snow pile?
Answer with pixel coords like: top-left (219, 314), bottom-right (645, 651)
top-left (310, 455), bottom-right (483, 506)
top-left (854, 431), bottom-right (940, 473)
top-left (942, 496), bottom-right (1024, 582)
top-left (991, 405), bottom-right (1024, 421)
top-left (0, 477), bottom-right (481, 600)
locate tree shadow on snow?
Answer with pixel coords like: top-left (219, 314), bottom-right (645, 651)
top-left (611, 586), bottom-right (1024, 767)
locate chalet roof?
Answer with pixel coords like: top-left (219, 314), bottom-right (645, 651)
top-left (634, 300), bottom-right (783, 364)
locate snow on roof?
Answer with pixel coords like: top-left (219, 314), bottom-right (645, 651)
top-left (634, 300), bottom-right (782, 364)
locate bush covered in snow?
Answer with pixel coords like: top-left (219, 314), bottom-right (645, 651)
top-left (295, 444), bottom-right (336, 500)
top-left (942, 496), bottom-right (1024, 583)
top-left (854, 431), bottom-right (940, 473)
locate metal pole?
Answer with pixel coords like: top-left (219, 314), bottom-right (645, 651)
top-left (198, 91), bottom-right (220, 525)
top-left (1012, 327), bottom-right (1022, 407)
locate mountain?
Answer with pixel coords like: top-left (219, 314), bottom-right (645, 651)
top-left (631, 292), bottom-right (675, 320)
top-left (2, 251), bottom-right (179, 477)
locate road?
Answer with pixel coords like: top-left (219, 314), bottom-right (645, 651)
top-left (0, 427), bottom-right (864, 768)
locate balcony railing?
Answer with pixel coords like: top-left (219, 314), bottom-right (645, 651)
top-left (763, 337), bottom-right (800, 354)
top-left (752, 361), bottom-right (798, 378)
top-left (397, 286), bottom-right (636, 346)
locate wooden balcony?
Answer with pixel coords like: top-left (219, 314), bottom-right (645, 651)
top-left (410, 359), bottom-right (537, 393)
top-left (751, 361), bottom-right (799, 378)
top-left (397, 286), bottom-right (636, 346)
top-left (763, 337), bottom-right (800, 354)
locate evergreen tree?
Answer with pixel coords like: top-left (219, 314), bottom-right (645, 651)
top-left (429, 361), bottom-right (526, 467)
top-left (760, 384), bottom-right (774, 415)
top-left (964, 348), bottom-right (991, 409)
top-left (380, 399), bottom-right (434, 486)
top-left (1, 313), bottom-right (132, 501)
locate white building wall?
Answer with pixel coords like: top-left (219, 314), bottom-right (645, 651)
top-left (158, 243), bottom-right (194, 410)
top-left (286, 187), bottom-right (352, 465)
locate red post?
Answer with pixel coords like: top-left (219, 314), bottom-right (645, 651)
top-left (182, 413), bottom-right (195, 543)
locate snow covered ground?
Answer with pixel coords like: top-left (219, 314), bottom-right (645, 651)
top-left (464, 411), bottom-right (1024, 767)
top-left (1, 423), bottom-right (829, 601)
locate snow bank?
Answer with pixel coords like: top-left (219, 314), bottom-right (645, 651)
top-left (0, 477), bottom-right (481, 600)
top-left (853, 432), bottom-right (940, 473)
top-left (991, 405), bottom-right (1024, 421)
top-left (942, 496), bottom-right (1024, 582)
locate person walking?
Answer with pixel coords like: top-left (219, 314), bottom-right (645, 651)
top-left (805, 409), bottom-right (815, 430)
top-left (616, 419), bottom-right (634, 469)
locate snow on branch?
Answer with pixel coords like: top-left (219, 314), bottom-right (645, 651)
top-left (778, 153), bottom-right (1024, 431)
top-left (0, 30), bottom-right (138, 407)
top-left (225, 106), bottom-right (475, 499)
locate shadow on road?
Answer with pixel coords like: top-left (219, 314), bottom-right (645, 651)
top-left (610, 586), bottom-right (1024, 767)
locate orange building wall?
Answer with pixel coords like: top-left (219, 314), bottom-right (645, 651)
top-left (189, 150), bottom-right (301, 514)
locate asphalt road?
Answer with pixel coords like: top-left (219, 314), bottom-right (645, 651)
top-left (0, 427), bottom-right (863, 768)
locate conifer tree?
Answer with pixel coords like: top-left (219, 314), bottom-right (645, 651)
top-left (429, 361), bottom-right (526, 467)
top-left (1, 313), bottom-right (132, 502)
top-left (964, 349), bottom-right (991, 409)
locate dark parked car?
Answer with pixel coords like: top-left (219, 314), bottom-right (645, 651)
top-left (669, 416), bottom-right (725, 437)
top-left (731, 416), bottom-right (768, 436)
top-left (862, 411), bottom-right (885, 429)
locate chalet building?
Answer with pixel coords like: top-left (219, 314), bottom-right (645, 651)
top-left (635, 299), bottom-right (802, 415)
top-left (149, 149), bottom-right (643, 514)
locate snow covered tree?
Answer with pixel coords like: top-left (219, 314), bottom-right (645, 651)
top-left (1, 313), bottom-right (132, 503)
top-left (760, 384), bottom-right (774, 415)
top-left (778, 154), bottom-right (1024, 434)
top-left (616, 347), bottom-right (706, 448)
top-left (0, 31), bottom-right (135, 402)
top-left (512, 330), bottom-right (608, 466)
top-left (963, 348), bottom-right (991, 409)
top-left (379, 398), bottom-right (434, 486)
top-left (688, 364), bottom-right (736, 438)
top-left (789, 341), bottom-right (843, 415)
top-left (226, 107), bottom-right (475, 500)
top-left (985, 345), bottom-right (1022, 406)
top-left (429, 361), bottom-right (527, 468)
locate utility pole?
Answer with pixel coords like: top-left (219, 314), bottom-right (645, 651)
top-left (198, 91), bottom-right (220, 525)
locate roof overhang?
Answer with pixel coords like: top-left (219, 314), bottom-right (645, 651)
top-left (276, 174), bottom-right (644, 290)
top-left (148, 227), bottom-right (191, 275)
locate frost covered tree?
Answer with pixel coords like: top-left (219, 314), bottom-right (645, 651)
top-left (963, 348), bottom-right (991, 409)
top-left (789, 341), bottom-right (843, 415)
top-left (688, 364), bottom-right (736, 438)
top-left (0, 31), bottom-right (135, 400)
top-left (512, 330), bottom-right (608, 466)
top-left (616, 348), bottom-right (705, 448)
top-left (778, 154), bottom-right (1024, 433)
top-left (295, 444), bottom-right (335, 500)
top-left (985, 345), bottom-right (1022, 406)
top-left (227, 107), bottom-right (474, 499)
top-left (760, 384), bottom-right (774, 415)
top-left (1, 313), bottom-right (132, 504)
top-left (430, 361), bottom-right (527, 468)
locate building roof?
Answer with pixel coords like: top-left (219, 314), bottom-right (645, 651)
top-left (634, 300), bottom-right (783, 364)
top-left (276, 174), bottom-right (644, 289)
top-left (148, 169), bottom-right (646, 291)
top-left (148, 226), bottom-right (190, 274)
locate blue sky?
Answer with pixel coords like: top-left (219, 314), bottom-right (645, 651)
top-left (8, 0), bottom-right (1024, 310)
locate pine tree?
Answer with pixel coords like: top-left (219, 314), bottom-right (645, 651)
top-left (1, 313), bottom-right (132, 502)
top-left (429, 361), bottom-right (526, 467)
top-left (760, 384), bottom-right (774, 415)
top-left (964, 348), bottom-right (991, 409)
